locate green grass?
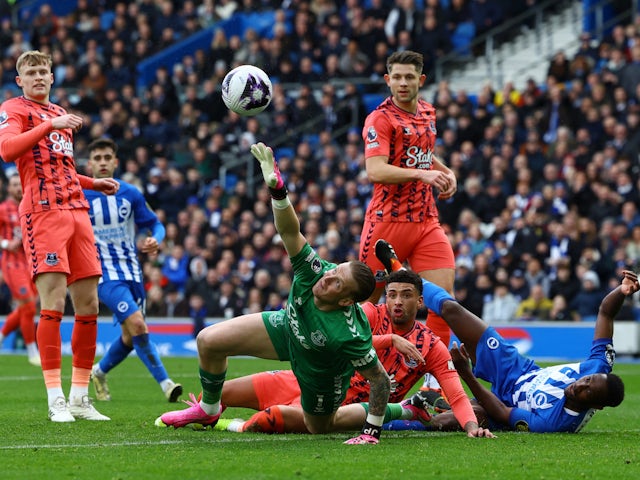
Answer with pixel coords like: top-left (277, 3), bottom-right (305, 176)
top-left (1, 355), bottom-right (639, 480)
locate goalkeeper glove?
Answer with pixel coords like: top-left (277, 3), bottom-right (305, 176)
top-left (250, 142), bottom-right (287, 200)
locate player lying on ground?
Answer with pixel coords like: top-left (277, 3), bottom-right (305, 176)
top-left (378, 240), bottom-right (632, 433)
top-left (156, 142), bottom-right (391, 445)
top-left (208, 269), bottom-right (492, 438)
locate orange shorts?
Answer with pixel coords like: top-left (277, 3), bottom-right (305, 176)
top-left (252, 370), bottom-right (302, 410)
top-left (360, 218), bottom-right (455, 285)
top-left (1, 263), bottom-right (37, 300)
top-left (21, 209), bottom-right (102, 284)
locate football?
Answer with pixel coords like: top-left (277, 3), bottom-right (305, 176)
top-left (221, 65), bottom-right (273, 116)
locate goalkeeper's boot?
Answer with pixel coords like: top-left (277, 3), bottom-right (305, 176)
top-left (401, 394), bottom-right (433, 425)
top-left (375, 239), bottom-right (403, 274)
top-left (156, 392), bottom-right (221, 429)
top-left (418, 388), bottom-right (451, 413)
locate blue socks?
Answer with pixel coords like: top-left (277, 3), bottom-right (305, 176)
top-left (421, 279), bottom-right (456, 316)
top-left (132, 333), bottom-right (169, 383)
top-left (99, 336), bottom-right (133, 373)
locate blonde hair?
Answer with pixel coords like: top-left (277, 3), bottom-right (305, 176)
top-left (16, 50), bottom-right (52, 74)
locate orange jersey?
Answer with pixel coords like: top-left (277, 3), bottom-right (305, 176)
top-left (0, 96), bottom-right (88, 215)
top-left (362, 97), bottom-right (439, 222)
top-left (349, 303), bottom-right (477, 428)
top-left (0, 198), bottom-right (27, 269)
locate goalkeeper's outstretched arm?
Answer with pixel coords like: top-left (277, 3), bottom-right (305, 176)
top-left (250, 142), bottom-right (305, 258)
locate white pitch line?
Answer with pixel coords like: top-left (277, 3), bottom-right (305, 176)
top-left (3, 429), bottom-right (640, 450)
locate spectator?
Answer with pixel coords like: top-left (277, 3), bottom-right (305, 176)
top-left (570, 270), bottom-right (606, 322)
top-left (515, 284), bottom-right (553, 321)
top-left (549, 294), bottom-right (577, 321)
top-left (161, 245), bottom-right (190, 293)
top-left (481, 281), bottom-right (518, 324)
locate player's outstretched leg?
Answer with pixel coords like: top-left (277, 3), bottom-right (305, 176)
top-left (375, 239), bottom-right (403, 274)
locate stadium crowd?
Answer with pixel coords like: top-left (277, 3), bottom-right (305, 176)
top-left (0, 0), bottom-right (640, 330)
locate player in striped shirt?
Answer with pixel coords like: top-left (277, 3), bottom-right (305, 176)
top-left (0, 174), bottom-right (40, 366)
top-left (378, 239), bottom-right (630, 433)
top-left (84, 138), bottom-right (182, 403)
top-left (0, 50), bottom-right (118, 422)
top-left (359, 50), bottom-right (458, 399)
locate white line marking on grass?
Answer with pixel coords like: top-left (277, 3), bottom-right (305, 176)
top-left (4, 430), bottom-right (640, 450)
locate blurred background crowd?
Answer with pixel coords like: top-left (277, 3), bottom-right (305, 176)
top-left (0, 0), bottom-right (639, 331)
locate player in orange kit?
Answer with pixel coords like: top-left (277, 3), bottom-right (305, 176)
top-left (0, 174), bottom-right (40, 366)
top-left (212, 270), bottom-right (492, 439)
top-left (358, 50), bottom-right (458, 399)
top-left (0, 50), bottom-right (119, 422)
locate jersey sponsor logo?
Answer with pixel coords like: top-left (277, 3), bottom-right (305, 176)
top-left (514, 420), bottom-right (530, 431)
top-left (45, 252), bottom-right (59, 266)
top-left (351, 348), bottom-right (376, 367)
top-left (117, 301), bottom-right (129, 313)
top-left (405, 146), bottom-right (433, 169)
top-left (367, 142), bottom-right (379, 149)
top-left (313, 394), bottom-right (325, 413)
top-left (429, 120), bottom-right (437, 134)
top-left (486, 336), bottom-right (500, 349)
top-left (403, 127), bottom-right (412, 135)
top-left (48, 131), bottom-right (74, 157)
top-left (287, 302), bottom-right (310, 349)
top-left (311, 329), bottom-right (327, 347)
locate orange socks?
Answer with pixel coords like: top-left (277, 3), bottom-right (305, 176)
top-left (1, 308), bottom-right (21, 336)
top-left (37, 310), bottom-right (62, 371)
top-left (19, 301), bottom-right (37, 344)
top-left (71, 314), bottom-right (97, 370)
top-left (243, 406), bottom-right (285, 433)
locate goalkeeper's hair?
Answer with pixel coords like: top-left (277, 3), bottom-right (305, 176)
top-left (605, 373), bottom-right (625, 407)
top-left (386, 50), bottom-right (424, 74)
top-left (349, 261), bottom-right (376, 303)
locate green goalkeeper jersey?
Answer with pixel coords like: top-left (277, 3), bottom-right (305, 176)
top-left (263, 243), bottom-right (378, 413)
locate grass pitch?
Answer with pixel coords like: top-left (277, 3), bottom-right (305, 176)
top-left (1, 355), bottom-right (639, 480)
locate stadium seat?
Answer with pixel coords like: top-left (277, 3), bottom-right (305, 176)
top-left (451, 22), bottom-right (476, 56)
top-left (362, 93), bottom-right (385, 113)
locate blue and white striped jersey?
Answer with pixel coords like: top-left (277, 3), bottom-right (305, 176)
top-left (475, 328), bottom-right (614, 433)
top-left (84, 180), bottom-right (162, 284)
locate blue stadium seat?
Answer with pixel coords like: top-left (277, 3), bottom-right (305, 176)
top-left (452, 22), bottom-right (476, 56)
top-left (275, 147), bottom-right (295, 159)
top-left (362, 93), bottom-right (385, 113)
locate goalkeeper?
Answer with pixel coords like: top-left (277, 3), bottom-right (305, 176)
top-left (157, 143), bottom-right (391, 444)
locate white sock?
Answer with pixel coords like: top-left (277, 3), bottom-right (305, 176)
top-left (226, 420), bottom-right (245, 432)
top-left (160, 379), bottom-right (173, 392)
top-left (26, 342), bottom-right (39, 357)
top-left (47, 388), bottom-right (65, 406)
top-left (200, 400), bottom-right (221, 416)
top-left (69, 386), bottom-right (88, 404)
top-left (92, 364), bottom-right (105, 377)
